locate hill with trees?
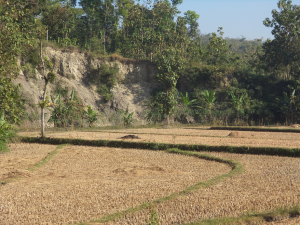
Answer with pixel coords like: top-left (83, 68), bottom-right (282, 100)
top-left (2, 0), bottom-right (300, 141)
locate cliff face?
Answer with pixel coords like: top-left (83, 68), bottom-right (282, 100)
top-left (16, 46), bottom-right (158, 126)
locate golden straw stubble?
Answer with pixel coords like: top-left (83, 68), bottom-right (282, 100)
top-left (0, 145), bottom-right (230, 224)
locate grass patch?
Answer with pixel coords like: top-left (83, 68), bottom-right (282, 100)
top-left (77, 148), bottom-right (243, 224)
top-left (28, 144), bottom-right (69, 172)
top-left (183, 205), bottom-right (300, 225)
top-left (0, 144), bottom-right (69, 186)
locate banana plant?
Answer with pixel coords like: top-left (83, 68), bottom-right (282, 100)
top-left (230, 91), bottom-right (247, 118)
top-left (204, 90), bottom-right (216, 110)
top-left (48, 93), bottom-right (67, 127)
top-left (85, 106), bottom-right (100, 127)
top-left (122, 106), bottom-right (134, 127)
top-left (179, 92), bottom-right (198, 107)
top-left (281, 88), bottom-right (300, 124)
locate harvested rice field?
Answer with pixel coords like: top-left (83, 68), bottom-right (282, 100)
top-left (4, 127), bottom-right (300, 224)
top-left (20, 127), bottom-right (300, 148)
top-left (101, 152), bottom-right (300, 225)
top-left (0, 143), bottom-right (57, 181)
top-left (0, 144), bottom-right (230, 224)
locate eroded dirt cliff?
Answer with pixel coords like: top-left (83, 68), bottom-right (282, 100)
top-left (16, 46), bottom-right (158, 126)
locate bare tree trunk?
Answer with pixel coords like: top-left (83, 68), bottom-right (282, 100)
top-left (40, 40), bottom-right (47, 138)
top-left (46, 30), bottom-right (48, 42)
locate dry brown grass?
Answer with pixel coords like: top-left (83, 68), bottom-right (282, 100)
top-left (0, 143), bottom-right (57, 181)
top-left (0, 145), bottom-right (230, 224)
top-left (101, 152), bottom-right (300, 225)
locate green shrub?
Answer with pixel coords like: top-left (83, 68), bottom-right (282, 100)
top-left (89, 63), bottom-right (119, 102)
top-left (0, 111), bottom-right (16, 153)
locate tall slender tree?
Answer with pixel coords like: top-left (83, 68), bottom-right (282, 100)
top-left (263, 0), bottom-right (300, 80)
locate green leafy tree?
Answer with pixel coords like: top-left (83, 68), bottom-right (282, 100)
top-left (0, 0), bottom-right (43, 129)
top-left (155, 48), bottom-right (184, 124)
top-left (184, 10), bottom-right (199, 38)
top-left (38, 39), bottom-right (56, 138)
top-left (263, 0), bottom-right (300, 80)
top-left (0, 111), bottom-right (16, 152)
top-left (205, 27), bottom-right (229, 65)
top-left (0, 0), bottom-right (47, 150)
top-left (0, 78), bottom-right (26, 124)
top-left (0, 0), bottom-right (43, 77)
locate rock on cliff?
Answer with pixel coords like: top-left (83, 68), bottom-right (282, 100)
top-left (16, 46), bottom-right (158, 126)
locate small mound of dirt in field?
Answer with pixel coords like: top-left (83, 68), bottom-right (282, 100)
top-left (290, 124), bottom-right (300, 128)
top-left (119, 135), bottom-right (141, 139)
top-left (228, 132), bottom-right (240, 137)
top-left (112, 166), bottom-right (183, 177)
top-left (1, 170), bottom-right (32, 180)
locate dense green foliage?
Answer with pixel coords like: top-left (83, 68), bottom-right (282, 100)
top-left (4, 0), bottom-right (300, 127)
top-left (89, 63), bottom-right (119, 102)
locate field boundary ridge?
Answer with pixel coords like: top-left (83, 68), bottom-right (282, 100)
top-left (210, 126), bottom-right (300, 133)
top-left (183, 204), bottom-right (300, 225)
top-left (0, 144), bottom-right (68, 185)
top-left (20, 136), bottom-right (300, 157)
